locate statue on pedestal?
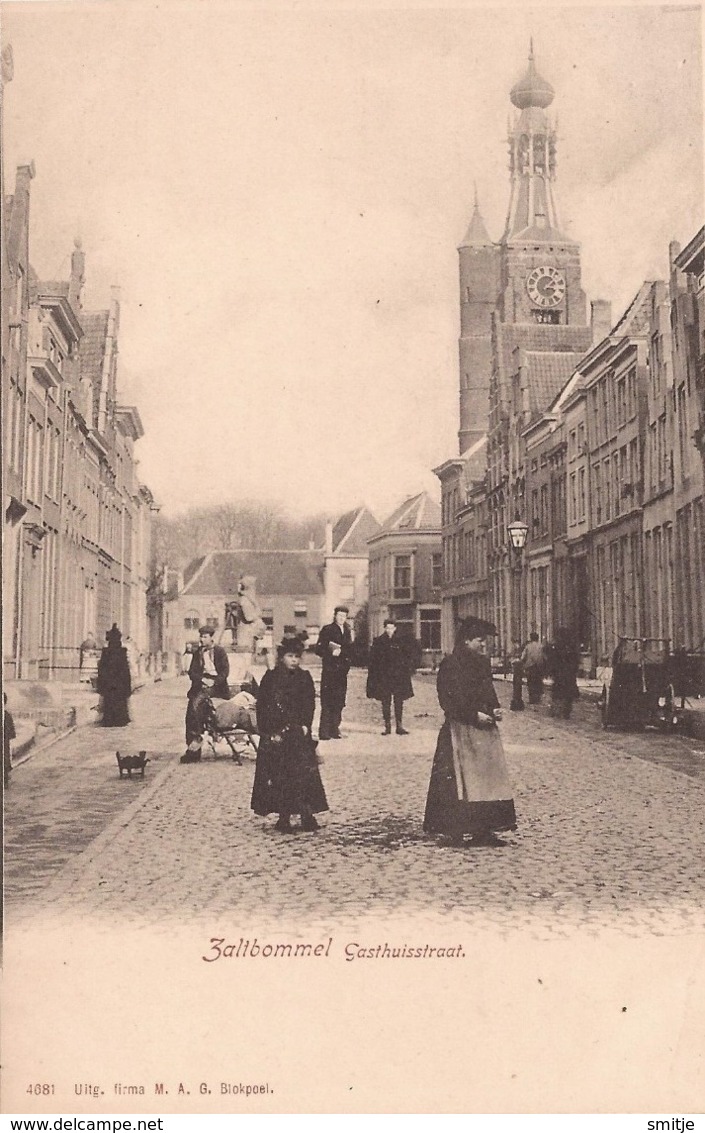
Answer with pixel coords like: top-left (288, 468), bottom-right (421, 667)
top-left (222, 577), bottom-right (266, 675)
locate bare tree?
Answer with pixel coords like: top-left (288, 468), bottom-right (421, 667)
top-left (154, 501), bottom-right (335, 568)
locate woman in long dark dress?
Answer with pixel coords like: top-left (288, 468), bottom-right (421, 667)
top-left (96, 624), bottom-right (132, 727)
top-left (424, 616), bottom-right (517, 847)
top-left (251, 636), bottom-right (328, 833)
top-left (546, 625), bottom-right (580, 719)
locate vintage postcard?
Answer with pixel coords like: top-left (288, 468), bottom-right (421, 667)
top-left (2, 0), bottom-right (704, 1117)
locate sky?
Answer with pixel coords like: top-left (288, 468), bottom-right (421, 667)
top-left (2, 0), bottom-right (702, 522)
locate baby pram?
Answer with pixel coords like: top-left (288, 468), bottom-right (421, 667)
top-left (202, 684), bottom-right (259, 764)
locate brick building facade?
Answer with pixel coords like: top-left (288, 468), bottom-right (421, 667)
top-left (2, 133), bottom-right (156, 681)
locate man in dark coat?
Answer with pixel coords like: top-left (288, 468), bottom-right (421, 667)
top-left (546, 626), bottom-right (580, 719)
top-left (315, 606), bottom-right (352, 740)
top-left (181, 625), bottom-right (231, 763)
top-left (366, 619), bottom-right (415, 734)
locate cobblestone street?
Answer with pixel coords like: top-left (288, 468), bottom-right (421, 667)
top-left (6, 667), bottom-right (705, 939)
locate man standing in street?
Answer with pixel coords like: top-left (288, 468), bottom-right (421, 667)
top-left (315, 606), bottom-right (352, 740)
top-left (181, 625), bottom-right (231, 763)
top-left (366, 618), bottom-right (414, 735)
top-left (521, 632), bottom-right (546, 705)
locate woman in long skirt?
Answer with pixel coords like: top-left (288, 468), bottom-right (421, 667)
top-left (96, 624), bottom-right (132, 727)
top-left (424, 616), bottom-right (517, 847)
top-left (251, 636), bottom-right (328, 833)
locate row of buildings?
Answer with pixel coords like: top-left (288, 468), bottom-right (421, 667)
top-left (433, 47), bottom-right (704, 671)
top-left (1, 49), bottom-right (157, 682)
top-left (159, 497), bottom-right (445, 660)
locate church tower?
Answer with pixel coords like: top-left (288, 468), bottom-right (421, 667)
top-left (457, 42), bottom-right (588, 453)
top-left (500, 40), bottom-right (586, 327)
top-left (458, 188), bottom-right (501, 453)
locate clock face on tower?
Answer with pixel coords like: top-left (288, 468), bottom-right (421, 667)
top-left (527, 266), bottom-right (566, 308)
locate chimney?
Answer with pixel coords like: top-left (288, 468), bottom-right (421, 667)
top-left (69, 236), bottom-right (85, 309)
top-left (590, 300), bottom-right (612, 346)
top-left (15, 160), bottom-right (36, 189)
top-left (324, 521), bottom-right (333, 555)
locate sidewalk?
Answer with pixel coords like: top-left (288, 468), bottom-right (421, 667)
top-left (495, 670), bottom-right (705, 738)
top-left (5, 672), bottom-right (180, 769)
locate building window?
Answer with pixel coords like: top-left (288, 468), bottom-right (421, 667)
top-left (432, 553), bottom-right (443, 589)
top-left (603, 457), bottom-right (612, 520)
top-left (184, 614), bottom-right (200, 630)
top-left (419, 608), bottom-right (441, 650)
top-left (616, 377), bottom-right (627, 427)
top-left (540, 484), bottom-right (548, 535)
top-left (627, 366), bottom-right (637, 419)
top-left (393, 555), bottom-right (412, 599)
top-left (391, 604), bottom-right (414, 633)
top-left (293, 600), bottom-right (308, 618)
top-left (339, 576), bottom-right (355, 602)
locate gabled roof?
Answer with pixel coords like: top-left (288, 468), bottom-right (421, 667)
top-left (524, 351), bottom-right (585, 418)
top-left (378, 491), bottom-right (442, 535)
top-left (610, 281), bottom-right (655, 338)
top-left (331, 506), bottom-right (380, 554)
top-left (78, 310), bottom-right (110, 425)
top-left (182, 556), bottom-right (207, 590)
top-left (180, 550), bottom-right (326, 597)
top-left (578, 282), bottom-right (658, 381)
top-left (495, 321), bottom-right (593, 389)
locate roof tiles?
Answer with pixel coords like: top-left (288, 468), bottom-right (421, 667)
top-left (182, 550), bottom-right (326, 597)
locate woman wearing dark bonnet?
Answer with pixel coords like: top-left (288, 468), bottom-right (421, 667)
top-left (423, 616), bottom-right (517, 847)
top-left (251, 636), bottom-right (328, 833)
top-left (96, 624), bottom-right (132, 727)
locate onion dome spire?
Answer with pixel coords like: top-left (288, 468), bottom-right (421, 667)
top-left (510, 40), bottom-right (555, 110)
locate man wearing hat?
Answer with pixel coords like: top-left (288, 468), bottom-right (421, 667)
top-left (315, 606), bottom-right (353, 740)
top-left (181, 625), bottom-right (231, 763)
top-left (423, 615), bottom-right (517, 846)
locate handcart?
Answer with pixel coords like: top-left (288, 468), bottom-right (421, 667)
top-left (599, 637), bottom-right (680, 732)
top-left (202, 686), bottom-right (259, 764)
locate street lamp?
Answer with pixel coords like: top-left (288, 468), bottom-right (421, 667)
top-left (507, 517), bottom-right (529, 552)
top-left (507, 516), bottom-right (528, 711)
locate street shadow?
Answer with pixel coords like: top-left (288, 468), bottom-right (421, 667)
top-left (325, 813), bottom-right (429, 849)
